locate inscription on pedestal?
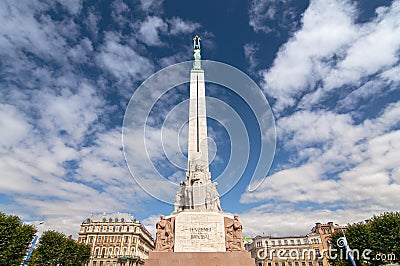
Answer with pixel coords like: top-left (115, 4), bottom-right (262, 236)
top-left (174, 212), bottom-right (226, 252)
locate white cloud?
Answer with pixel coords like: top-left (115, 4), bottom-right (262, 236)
top-left (97, 32), bottom-right (154, 85)
top-left (0, 104), bottom-right (30, 150)
top-left (241, 102), bottom-right (400, 212)
top-left (261, 0), bottom-right (357, 112)
top-left (240, 205), bottom-right (383, 237)
top-left (140, 0), bottom-right (164, 12)
top-left (167, 17), bottom-right (200, 35)
top-left (260, 0), bottom-right (400, 113)
top-left (0, 0), bottom-right (158, 238)
top-left (139, 16), bottom-right (168, 46)
top-left (249, 0), bottom-right (298, 34)
top-left (244, 43), bottom-right (260, 71)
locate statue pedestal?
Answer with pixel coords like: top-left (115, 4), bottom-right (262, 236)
top-left (173, 211), bottom-right (226, 252)
top-left (145, 251), bottom-right (254, 266)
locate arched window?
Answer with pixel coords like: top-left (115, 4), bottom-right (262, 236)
top-left (121, 218), bottom-right (125, 222)
top-left (108, 247), bottom-right (113, 257)
top-left (109, 218), bottom-right (113, 222)
top-left (131, 248), bottom-right (135, 256)
top-left (123, 248), bottom-right (127, 256)
top-left (115, 248), bottom-right (119, 256)
top-left (103, 218), bottom-right (107, 222)
top-left (115, 218), bottom-right (119, 222)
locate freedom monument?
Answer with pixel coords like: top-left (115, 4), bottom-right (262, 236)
top-left (145, 36), bottom-right (254, 265)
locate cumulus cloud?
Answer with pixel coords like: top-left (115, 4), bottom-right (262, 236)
top-left (139, 16), bottom-right (168, 46)
top-left (167, 17), bottom-right (201, 35)
top-left (249, 0), bottom-right (299, 34)
top-left (261, 0), bottom-right (400, 113)
top-left (241, 102), bottom-right (400, 214)
top-left (244, 43), bottom-right (260, 71)
top-left (97, 32), bottom-right (154, 83)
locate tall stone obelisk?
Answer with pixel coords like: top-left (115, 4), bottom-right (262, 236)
top-left (146, 36), bottom-right (254, 265)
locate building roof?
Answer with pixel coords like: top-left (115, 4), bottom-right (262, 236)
top-left (82, 212), bottom-right (138, 224)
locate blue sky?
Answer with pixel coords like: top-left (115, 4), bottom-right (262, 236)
top-left (0, 0), bottom-right (399, 237)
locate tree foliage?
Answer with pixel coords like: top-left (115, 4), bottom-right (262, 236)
top-left (28, 230), bottom-right (91, 266)
top-left (0, 212), bottom-right (37, 265)
top-left (330, 212), bottom-right (400, 266)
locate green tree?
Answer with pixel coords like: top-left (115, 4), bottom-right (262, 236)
top-left (0, 212), bottom-right (37, 265)
top-left (28, 230), bottom-right (90, 266)
top-left (330, 212), bottom-right (400, 266)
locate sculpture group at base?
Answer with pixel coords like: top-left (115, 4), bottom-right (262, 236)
top-left (225, 215), bottom-right (244, 251)
top-left (155, 216), bottom-right (174, 252)
top-left (173, 181), bottom-right (222, 212)
top-left (155, 214), bottom-right (245, 252)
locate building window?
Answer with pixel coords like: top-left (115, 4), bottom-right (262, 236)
top-left (286, 249), bottom-right (289, 257)
top-left (282, 262), bottom-right (286, 266)
top-left (115, 248), bottom-right (119, 256)
top-left (108, 247), bottom-right (113, 257)
top-left (134, 227), bottom-right (137, 233)
top-left (93, 262), bottom-right (97, 266)
top-left (121, 218), bottom-right (125, 222)
top-left (95, 248), bottom-right (100, 257)
top-left (125, 236), bottom-right (129, 243)
top-left (290, 240), bottom-right (294, 245)
top-left (89, 236), bottom-right (94, 243)
top-left (308, 262), bottom-right (313, 266)
top-left (271, 240), bottom-right (275, 246)
top-left (268, 262), bottom-right (272, 266)
top-left (110, 236), bottom-right (114, 243)
top-left (104, 236), bottom-right (108, 243)
top-left (315, 248), bottom-right (320, 257)
top-left (275, 262), bottom-right (279, 266)
top-left (301, 262), bottom-right (306, 266)
top-left (127, 226), bottom-right (129, 232)
top-left (318, 261), bottom-right (323, 266)
top-left (97, 236), bottom-right (101, 243)
top-left (284, 240), bottom-right (288, 245)
top-left (297, 240), bottom-right (301, 245)
top-left (117, 236), bottom-right (121, 242)
top-left (100, 262), bottom-right (103, 266)
top-left (113, 225), bottom-right (115, 232)
top-left (123, 248), bottom-right (127, 256)
top-left (288, 262), bottom-right (292, 266)
top-left (278, 240), bottom-right (282, 245)
top-left (119, 226), bottom-right (122, 232)
top-left (132, 236), bottom-right (136, 243)
top-left (102, 248), bottom-right (106, 258)
top-left (257, 242), bottom-right (262, 247)
top-left (294, 262), bottom-right (299, 266)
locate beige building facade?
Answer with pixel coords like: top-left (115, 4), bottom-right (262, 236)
top-left (78, 213), bottom-right (154, 266)
top-left (247, 234), bottom-right (328, 266)
top-left (246, 222), bottom-right (347, 266)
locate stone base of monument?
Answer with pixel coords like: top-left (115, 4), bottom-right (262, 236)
top-left (144, 251), bottom-right (254, 266)
top-left (173, 211), bottom-right (226, 252)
